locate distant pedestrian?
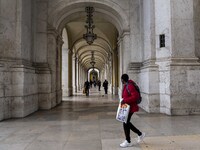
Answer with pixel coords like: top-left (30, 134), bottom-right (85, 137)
top-left (97, 80), bottom-right (101, 91)
top-left (84, 80), bottom-right (90, 96)
top-left (94, 81), bottom-right (96, 88)
top-left (103, 80), bottom-right (108, 94)
top-left (90, 80), bottom-right (93, 88)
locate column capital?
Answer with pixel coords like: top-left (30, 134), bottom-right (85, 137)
top-left (119, 31), bottom-right (130, 38)
top-left (47, 25), bottom-right (64, 46)
top-left (47, 25), bottom-right (59, 37)
top-left (117, 31), bottom-right (130, 45)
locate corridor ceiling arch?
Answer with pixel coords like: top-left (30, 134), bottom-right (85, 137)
top-left (76, 44), bottom-right (110, 59)
top-left (52, 0), bottom-right (125, 97)
top-left (79, 48), bottom-right (107, 62)
top-left (48, 0), bottom-right (129, 35)
top-left (70, 36), bottom-right (112, 54)
top-left (47, 0), bottom-right (130, 71)
top-left (76, 45), bottom-right (110, 70)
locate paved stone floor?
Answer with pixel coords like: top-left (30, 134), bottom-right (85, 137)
top-left (0, 88), bottom-right (200, 150)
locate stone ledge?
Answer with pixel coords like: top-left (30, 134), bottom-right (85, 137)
top-left (34, 63), bottom-right (51, 74)
top-left (156, 57), bottom-right (200, 66)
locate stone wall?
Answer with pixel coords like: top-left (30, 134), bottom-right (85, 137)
top-left (0, 0), bottom-right (39, 120)
top-left (0, 0), bottom-right (62, 121)
top-left (170, 62), bottom-right (200, 115)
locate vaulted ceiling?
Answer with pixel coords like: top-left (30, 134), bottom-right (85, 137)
top-left (64, 11), bottom-right (118, 71)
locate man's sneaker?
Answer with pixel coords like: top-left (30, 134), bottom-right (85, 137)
top-left (137, 132), bottom-right (146, 143)
top-left (120, 140), bottom-right (132, 148)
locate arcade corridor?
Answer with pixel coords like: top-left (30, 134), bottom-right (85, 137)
top-left (0, 88), bottom-right (200, 150)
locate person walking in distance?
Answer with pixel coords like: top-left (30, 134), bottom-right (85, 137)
top-left (119, 74), bottom-right (145, 148)
top-left (84, 80), bottom-right (90, 96)
top-left (97, 80), bottom-right (101, 91)
top-left (103, 79), bottom-right (108, 94)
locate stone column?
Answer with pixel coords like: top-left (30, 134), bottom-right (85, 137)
top-left (56, 35), bottom-right (63, 105)
top-left (108, 58), bottom-right (112, 94)
top-left (76, 59), bottom-right (80, 91)
top-left (117, 40), bottom-right (123, 92)
top-left (155, 0), bottom-right (200, 115)
top-left (68, 49), bottom-right (73, 96)
top-left (170, 0), bottom-right (200, 115)
top-left (37, 27), bottom-right (56, 110)
top-left (72, 56), bottom-right (77, 93)
top-left (121, 32), bottom-right (131, 73)
top-left (62, 48), bottom-right (69, 97)
top-left (62, 48), bottom-right (68, 96)
top-left (112, 48), bottom-right (119, 95)
top-left (130, 0), bottom-right (142, 62)
top-left (104, 63), bottom-right (108, 80)
top-left (34, 0), bottom-right (48, 63)
top-left (132, 0), bottom-right (160, 113)
top-left (39, 26), bottom-right (63, 109)
top-left (80, 64), bottom-right (84, 89)
top-left (0, 0), bottom-right (38, 119)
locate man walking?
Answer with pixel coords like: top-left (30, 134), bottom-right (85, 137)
top-left (119, 74), bottom-right (145, 148)
top-left (84, 80), bottom-right (90, 96)
top-left (103, 79), bottom-right (108, 94)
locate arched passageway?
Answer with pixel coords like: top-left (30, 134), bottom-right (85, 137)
top-left (47, 1), bottom-right (131, 97)
top-left (31, 0), bottom-right (200, 116)
top-left (1, 0), bottom-right (200, 122)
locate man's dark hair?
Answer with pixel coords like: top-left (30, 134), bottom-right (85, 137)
top-left (121, 74), bottom-right (129, 82)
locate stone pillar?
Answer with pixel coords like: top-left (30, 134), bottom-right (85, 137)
top-left (34, 0), bottom-right (48, 63)
top-left (0, 0), bottom-right (38, 119)
top-left (117, 40), bottom-right (123, 91)
top-left (108, 58), bottom-right (112, 94)
top-left (32, 0), bottom-right (55, 110)
top-left (169, 0), bottom-right (200, 115)
top-left (155, 0), bottom-right (200, 115)
top-left (62, 48), bottom-right (69, 97)
top-left (56, 35), bottom-right (63, 105)
top-left (72, 56), bottom-right (77, 93)
top-left (130, 0), bottom-right (142, 62)
top-left (68, 49), bottom-right (73, 96)
top-left (104, 63), bottom-right (108, 80)
top-left (112, 48), bottom-right (119, 95)
top-left (39, 25), bottom-right (63, 109)
top-left (36, 63), bottom-right (51, 110)
top-left (132, 0), bottom-right (160, 113)
top-left (121, 32), bottom-right (131, 73)
top-left (38, 27), bottom-right (56, 110)
top-left (137, 60), bottom-right (159, 113)
top-left (76, 59), bottom-right (80, 91)
top-left (80, 64), bottom-right (84, 89)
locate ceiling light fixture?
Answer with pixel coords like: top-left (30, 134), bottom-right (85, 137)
top-left (83, 6), bottom-right (97, 45)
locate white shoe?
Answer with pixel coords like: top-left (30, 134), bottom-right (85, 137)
top-left (137, 132), bottom-right (145, 143)
top-left (120, 140), bottom-right (132, 148)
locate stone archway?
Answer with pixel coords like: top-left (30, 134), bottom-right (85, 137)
top-left (2, 0), bottom-right (200, 121)
top-left (46, 0), bottom-right (131, 96)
